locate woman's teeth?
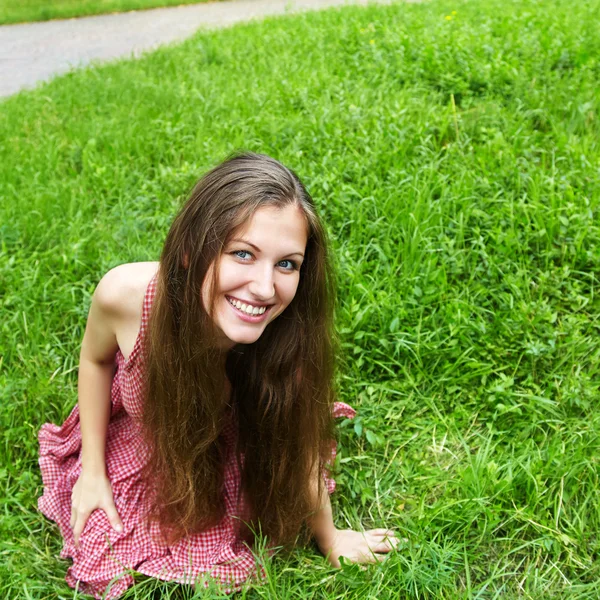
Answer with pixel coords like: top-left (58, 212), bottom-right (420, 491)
top-left (227, 297), bottom-right (267, 315)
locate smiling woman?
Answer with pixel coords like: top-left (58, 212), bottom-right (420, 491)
top-left (37, 152), bottom-right (398, 598)
top-left (202, 204), bottom-right (308, 347)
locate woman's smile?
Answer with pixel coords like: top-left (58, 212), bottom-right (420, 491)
top-left (225, 295), bottom-right (273, 322)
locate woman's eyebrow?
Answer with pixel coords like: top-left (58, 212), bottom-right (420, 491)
top-left (229, 238), bottom-right (305, 259)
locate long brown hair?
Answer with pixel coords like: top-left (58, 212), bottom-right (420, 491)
top-left (142, 152), bottom-right (337, 546)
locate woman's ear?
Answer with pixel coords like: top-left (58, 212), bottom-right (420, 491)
top-left (182, 253), bottom-right (189, 269)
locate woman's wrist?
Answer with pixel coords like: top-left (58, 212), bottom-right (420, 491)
top-left (313, 526), bottom-right (339, 554)
top-left (307, 481), bottom-right (339, 552)
top-left (81, 454), bottom-right (107, 476)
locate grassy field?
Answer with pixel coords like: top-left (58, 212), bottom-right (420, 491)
top-left (1, 0), bottom-right (600, 597)
top-left (0, 0), bottom-right (213, 26)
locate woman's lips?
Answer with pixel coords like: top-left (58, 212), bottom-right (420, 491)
top-left (225, 296), bottom-right (273, 323)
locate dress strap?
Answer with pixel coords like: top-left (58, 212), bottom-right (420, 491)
top-left (123, 272), bottom-right (158, 370)
top-left (139, 273), bottom-right (158, 338)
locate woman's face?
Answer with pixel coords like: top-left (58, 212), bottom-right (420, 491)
top-left (202, 204), bottom-right (308, 348)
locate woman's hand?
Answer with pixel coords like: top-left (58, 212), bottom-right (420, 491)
top-left (318, 528), bottom-right (399, 567)
top-left (70, 470), bottom-right (123, 547)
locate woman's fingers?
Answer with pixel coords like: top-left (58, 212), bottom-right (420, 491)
top-left (369, 539), bottom-right (397, 553)
top-left (72, 505), bottom-right (122, 548)
top-left (366, 530), bottom-right (400, 548)
top-left (72, 510), bottom-right (90, 547)
top-left (103, 501), bottom-right (123, 533)
top-left (367, 528), bottom-right (397, 538)
top-left (360, 530), bottom-right (400, 558)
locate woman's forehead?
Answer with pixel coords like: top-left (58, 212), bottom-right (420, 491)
top-left (229, 204), bottom-right (309, 247)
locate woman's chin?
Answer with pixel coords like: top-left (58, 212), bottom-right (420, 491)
top-left (220, 326), bottom-right (265, 346)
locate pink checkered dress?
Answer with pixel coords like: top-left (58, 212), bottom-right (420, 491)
top-left (38, 276), bottom-right (356, 598)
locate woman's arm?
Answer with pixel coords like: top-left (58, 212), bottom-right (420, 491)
top-left (70, 270), bottom-right (127, 545)
top-left (79, 308), bottom-right (117, 474)
top-left (307, 473), bottom-right (399, 567)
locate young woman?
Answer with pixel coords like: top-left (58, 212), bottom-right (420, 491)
top-left (38, 153), bottom-right (398, 598)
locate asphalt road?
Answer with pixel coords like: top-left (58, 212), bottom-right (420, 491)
top-left (0, 0), bottom-right (410, 98)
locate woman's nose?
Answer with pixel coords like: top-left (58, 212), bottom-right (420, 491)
top-left (249, 266), bottom-right (275, 301)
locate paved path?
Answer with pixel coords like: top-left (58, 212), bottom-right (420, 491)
top-left (0, 0), bottom-right (413, 98)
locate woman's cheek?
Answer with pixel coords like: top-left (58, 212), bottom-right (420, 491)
top-left (283, 275), bottom-right (301, 307)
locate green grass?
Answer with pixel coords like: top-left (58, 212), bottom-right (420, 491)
top-left (0, 0), bottom-right (213, 26)
top-left (1, 0), bottom-right (600, 597)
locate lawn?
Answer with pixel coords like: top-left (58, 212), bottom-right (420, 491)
top-left (1, 0), bottom-right (599, 597)
top-left (0, 0), bottom-right (213, 26)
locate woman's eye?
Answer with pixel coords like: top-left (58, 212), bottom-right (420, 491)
top-left (233, 250), bottom-right (252, 260)
top-left (278, 259), bottom-right (297, 271)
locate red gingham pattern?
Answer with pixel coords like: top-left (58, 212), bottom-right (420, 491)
top-left (38, 275), bottom-right (356, 598)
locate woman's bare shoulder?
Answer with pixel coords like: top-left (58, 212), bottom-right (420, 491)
top-left (93, 262), bottom-right (159, 321)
